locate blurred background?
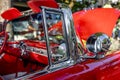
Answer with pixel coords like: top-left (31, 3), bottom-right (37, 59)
top-left (0, 0), bottom-right (120, 26)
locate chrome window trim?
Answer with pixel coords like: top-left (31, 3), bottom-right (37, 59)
top-left (42, 7), bottom-right (52, 67)
top-left (41, 6), bottom-right (70, 66)
top-left (61, 6), bottom-right (82, 62)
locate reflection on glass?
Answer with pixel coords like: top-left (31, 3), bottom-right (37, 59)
top-left (45, 12), bottom-right (68, 63)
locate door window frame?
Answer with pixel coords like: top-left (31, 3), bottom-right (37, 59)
top-left (42, 6), bottom-right (70, 67)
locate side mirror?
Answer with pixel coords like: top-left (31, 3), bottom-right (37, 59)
top-left (85, 33), bottom-right (111, 59)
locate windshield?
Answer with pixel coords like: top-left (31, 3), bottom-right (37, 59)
top-left (6, 13), bottom-right (43, 41)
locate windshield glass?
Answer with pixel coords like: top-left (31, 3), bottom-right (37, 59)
top-left (5, 13), bottom-right (43, 41)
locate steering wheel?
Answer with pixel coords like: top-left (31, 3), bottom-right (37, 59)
top-left (0, 31), bottom-right (8, 54)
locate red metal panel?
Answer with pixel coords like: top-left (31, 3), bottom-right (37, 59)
top-left (1, 8), bottom-right (22, 21)
top-left (73, 8), bottom-right (120, 40)
top-left (30, 52), bottom-right (120, 80)
top-left (27, 0), bottom-right (59, 13)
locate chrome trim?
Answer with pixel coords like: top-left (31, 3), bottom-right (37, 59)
top-left (14, 68), bottom-right (49, 80)
top-left (22, 9), bottom-right (34, 16)
top-left (26, 46), bottom-right (47, 55)
top-left (61, 5), bottom-right (81, 62)
top-left (42, 6), bottom-right (71, 65)
top-left (85, 33), bottom-right (111, 59)
top-left (14, 60), bottom-right (74, 80)
top-left (18, 41), bottom-right (27, 56)
top-left (49, 59), bottom-right (74, 71)
top-left (41, 6), bottom-right (62, 13)
top-left (86, 33), bottom-right (111, 54)
top-left (42, 7), bottom-right (52, 66)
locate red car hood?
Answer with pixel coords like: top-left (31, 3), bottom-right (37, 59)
top-left (73, 8), bottom-right (120, 40)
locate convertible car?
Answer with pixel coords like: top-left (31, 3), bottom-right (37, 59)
top-left (0, 0), bottom-right (120, 80)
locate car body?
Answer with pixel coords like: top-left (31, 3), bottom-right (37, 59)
top-left (0, 0), bottom-right (120, 80)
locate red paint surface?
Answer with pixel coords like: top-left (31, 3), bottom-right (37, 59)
top-left (1, 1), bottom-right (120, 79)
top-left (30, 52), bottom-right (120, 80)
top-left (1, 8), bottom-right (22, 20)
top-left (1, 50), bottom-right (120, 80)
top-left (27, 0), bottom-right (59, 13)
top-left (0, 54), bottom-right (44, 75)
top-left (73, 8), bottom-right (120, 40)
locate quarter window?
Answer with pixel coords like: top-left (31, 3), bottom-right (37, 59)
top-left (45, 11), bottom-right (68, 63)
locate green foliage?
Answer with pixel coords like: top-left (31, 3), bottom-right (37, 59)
top-left (56, 0), bottom-right (97, 12)
top-left (112, 2), bottom-right (120, 9)
top-left (72, 1), bottom-right (85, 12)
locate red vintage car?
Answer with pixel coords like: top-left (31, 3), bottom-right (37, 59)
top-left (0, 0), bottom-right (120, 80)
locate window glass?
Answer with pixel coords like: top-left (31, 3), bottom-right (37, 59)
top-left (11, 13), bottom-right (43, 41)
top-left (45, 12), bottom-right (68, 63)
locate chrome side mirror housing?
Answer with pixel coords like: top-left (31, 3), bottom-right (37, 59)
top-left (85, 33), bottom-right (111, 59)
